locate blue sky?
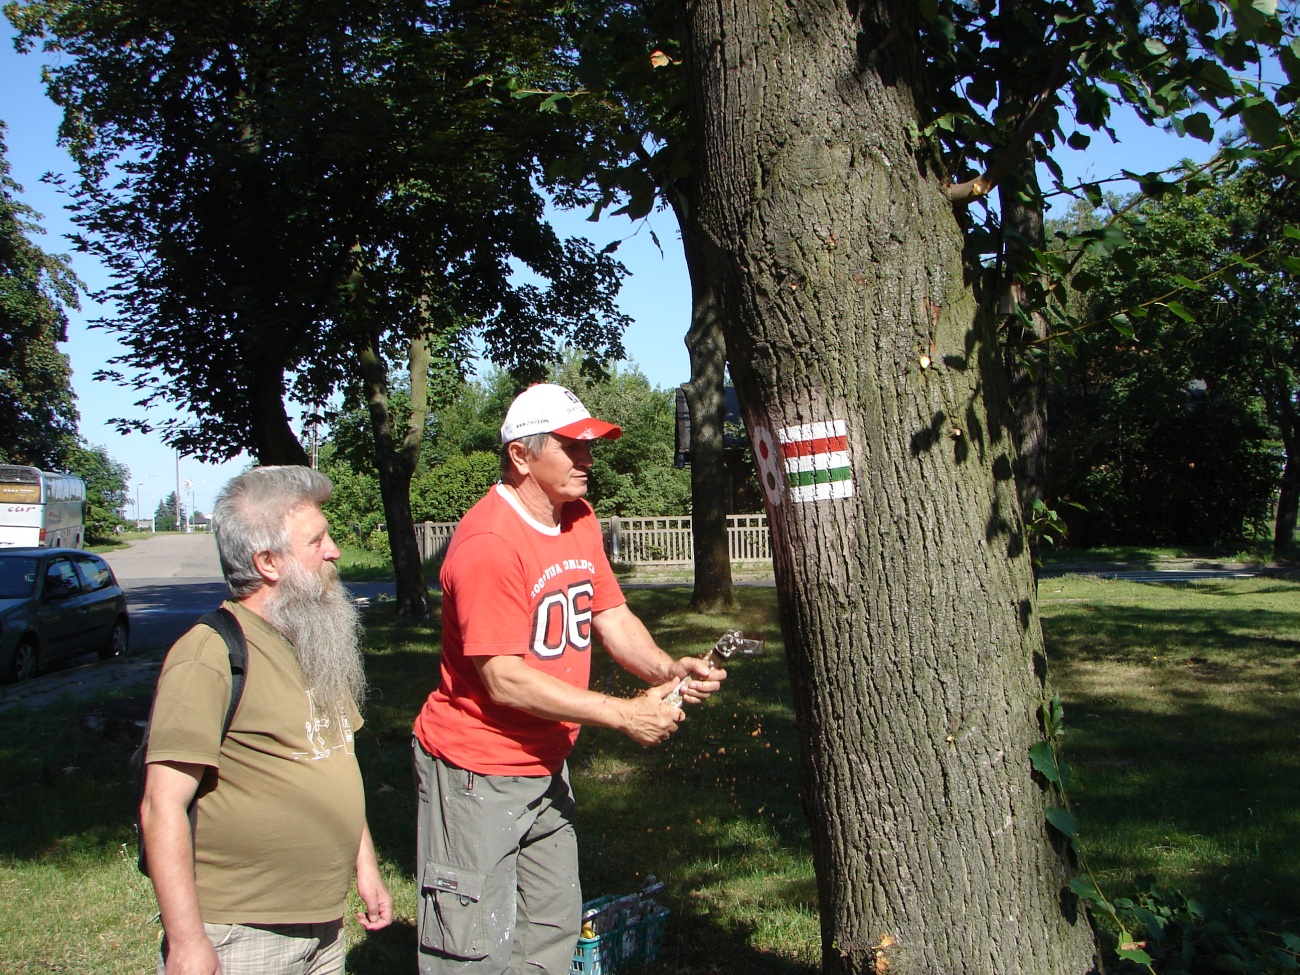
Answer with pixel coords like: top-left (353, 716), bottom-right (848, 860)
top-left (1, 28), bottom-right (1216, 516)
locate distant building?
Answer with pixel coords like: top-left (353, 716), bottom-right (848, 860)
top-left (673, 387), bottom-right (762, 513)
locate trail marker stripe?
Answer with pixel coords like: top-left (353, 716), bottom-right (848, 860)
top-left (789, 480), bottom-right (855, 502)
top-left (775, 419), bottom-right (854, 503)
top-left (781, 435), bottom-right (848, 459)
top-left (786, 465), bottom-right (853, 488)
top-left (784, 451), bottom-right (851, 475)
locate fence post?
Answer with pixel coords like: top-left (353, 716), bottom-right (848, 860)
top-left (610, 516), bottom-right (621, 561)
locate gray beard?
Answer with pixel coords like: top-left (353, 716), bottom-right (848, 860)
top-left (264, 558), bottom-right (367, 712)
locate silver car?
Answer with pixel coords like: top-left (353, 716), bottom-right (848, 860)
top-left (0, 548), bottom-right (130, 683)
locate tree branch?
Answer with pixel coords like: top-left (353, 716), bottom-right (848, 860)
top-left (942, 46), bottom-right (1073, 206)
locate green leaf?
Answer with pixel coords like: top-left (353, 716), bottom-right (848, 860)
top-left (1283, 224), bottom-right (1300, 240)
top-left (1071, 269), bottom-right (1100, 293)
top-left (1067, 131), bottom-right (1091, 150)
top-left (1069, 877), bottom-right (1101, 901)
top-left (1197, 62), bottom-right (1238, 99)
top-left (1117, 946), bottom-right (1154, 965)
top-left (1240, 98), bottom-right (1284, 148)
top-left (1183, 112), bottom-right (1215, 143)
top-left (1045, 807), bottom-right (1079, 838)
top-left (1164, 301), bottom-right (1197, 323)
top-left (1030, 742), bottom-right (1060, 783)
top-left (538, 93), bottom-right (572, 114)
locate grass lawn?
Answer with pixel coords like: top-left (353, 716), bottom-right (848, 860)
top-left (1, 575), bottom-right (1297, 973)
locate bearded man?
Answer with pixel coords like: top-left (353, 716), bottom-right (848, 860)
top-left (140, 466), bottom-right (392, 975)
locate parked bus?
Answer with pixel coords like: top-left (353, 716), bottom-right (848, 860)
top-left (0, 465), bottom-right (87, 549)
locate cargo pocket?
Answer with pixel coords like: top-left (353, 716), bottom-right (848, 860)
top-left (420, 861), bottom-right (513, 960)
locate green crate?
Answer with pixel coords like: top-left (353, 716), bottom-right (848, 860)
top-left (642, 909), bottom-right (670, 963)
top-left (571, 885), bottom-right (669, 975)
top-left (572, 928), bottom-right (623, 975)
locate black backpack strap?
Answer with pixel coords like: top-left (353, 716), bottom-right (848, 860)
top-left (135, 606), bottom-right (248, 877)
top-left (198, 606), bottom-right (248, 737)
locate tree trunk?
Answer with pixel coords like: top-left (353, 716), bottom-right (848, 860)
top-left (250, 363), bottom-right (310, 466)
top-left (996, 0), bottom-right (1057, 577)
top-left (359, 333), bottom-right (430, 619)
top-left (673, 194), bottom-right (736, 611)
top-left (1273, 403), bottom-right (1299, 562)
top-left (999, 155), bottom-right (1050, 574)
top-left (680, 4), bottom-right (1097, 973)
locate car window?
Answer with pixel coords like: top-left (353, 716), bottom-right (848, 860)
top-left (44, 559), bottom-right (83, 599)
top-left (0, 557), bottom-right (38, 599)
top-left (73, 554), bottom-right (114, 592)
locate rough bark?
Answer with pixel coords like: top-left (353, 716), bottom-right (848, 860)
top-left (359, 333), bottom-right (430, 619)
top-left (673, 193), bottom-right (736, 610)
top-left (998, 153), bottom-right (1050, 574)
top-left (680, 3), bottom-right (1097, 973)
top-left (1273, 400), bottom-right (1299, 561)
top-left (995, 0), bottom-right (1059, 576)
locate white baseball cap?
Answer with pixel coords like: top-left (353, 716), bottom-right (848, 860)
top-left (500, 383), bottom-right (623, 444)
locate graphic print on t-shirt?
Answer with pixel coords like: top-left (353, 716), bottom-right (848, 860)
top-left (531, 578), bottom-right (593, 658)
top-left (296, 691), bottom-right (358, 761)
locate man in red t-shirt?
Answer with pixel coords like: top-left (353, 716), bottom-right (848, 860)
top-left (413, 383), bottom-right (726, 975)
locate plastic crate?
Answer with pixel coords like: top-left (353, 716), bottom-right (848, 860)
top-left (572, 928), bottom-right (623, 975)
top-left (571, 884), bottom-right (670, 975)
top-left (642, 909), bottom-right (670, 963)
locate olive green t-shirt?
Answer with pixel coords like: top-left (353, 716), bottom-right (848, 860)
top-left (146, 601), bottom-right (365, 924)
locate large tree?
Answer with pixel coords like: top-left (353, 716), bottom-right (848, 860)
top-left (679, 1), bottom-right (1299, 971)
top-left (10, 0), bottom-right (635, 616)
top-left (0, 121), bottom-right (79, 468)
top-left (679, 3), bottom-right (1098, 972)
top-left (530, 2), bottom-right (739, 609)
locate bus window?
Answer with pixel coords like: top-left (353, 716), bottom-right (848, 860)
top-left (0, 466), bottom-right (87, 549)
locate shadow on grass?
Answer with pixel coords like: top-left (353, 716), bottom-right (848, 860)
top-left (343, 916), bottom-right (818, 975)
top-left (7, 582), bottom-right (1300, 968)
top-left (1045, 597), bottom-right (1300, 923)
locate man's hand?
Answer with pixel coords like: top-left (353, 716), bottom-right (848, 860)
top-left (617, 683), bottom-right (686, 746)
top-left (162, 933), bottom-right (222, 975)
top-left (355, 823), bottom-right (394, 932)
top-left (355, 880), bottom-right (393, 932)
top-left (668, 656), bottom-right (728, 705)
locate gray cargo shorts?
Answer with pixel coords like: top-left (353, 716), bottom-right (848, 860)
top-left (413, 738), bottom-right (581, 975)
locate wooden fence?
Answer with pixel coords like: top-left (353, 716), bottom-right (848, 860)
top-left (414, 514), bottom-right (772, 565)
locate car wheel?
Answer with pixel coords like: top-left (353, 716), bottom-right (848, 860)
top-left (100, 617), bottom-right (130, 660)
top-left (8, 640), bottom-right (39, 683)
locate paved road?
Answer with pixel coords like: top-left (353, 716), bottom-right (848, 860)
top-left (0, 533), bottom-right (398, 714)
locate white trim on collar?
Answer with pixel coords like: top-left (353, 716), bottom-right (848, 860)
top-left (495, 483), bottom-right (561, 536)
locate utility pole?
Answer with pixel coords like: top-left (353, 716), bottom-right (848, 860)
top-left (175, 450), bottom-right (182, 532)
